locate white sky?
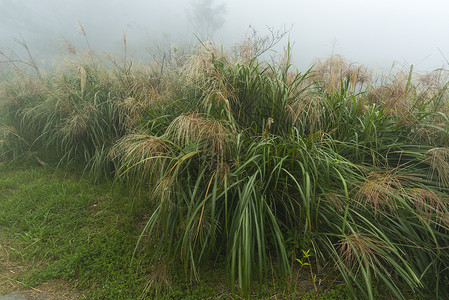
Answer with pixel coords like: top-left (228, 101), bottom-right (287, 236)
top-left (1, 0), bottom-right (449, 72)
top-left (223, 0), bottom-right (449, 72)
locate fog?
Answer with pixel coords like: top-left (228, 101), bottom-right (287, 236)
top-left (1, 0), bottom-right (448, 72)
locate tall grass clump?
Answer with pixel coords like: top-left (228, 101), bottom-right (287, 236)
top-left (2, 36), bottom-right (449, 299)
top-left (0, 47), bottom-right (172, 178)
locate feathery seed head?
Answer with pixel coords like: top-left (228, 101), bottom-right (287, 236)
top-left (165, 113), bottom-right (235, 162)
top-left (426, 147), bottom-right (449, 187)
top-left (354, 170), bottom-right (407, 215)
top-left (338, 232), bottom-right (388, 273)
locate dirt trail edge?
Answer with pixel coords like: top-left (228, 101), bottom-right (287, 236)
top-left (0, 240), bottom-right (84, 300)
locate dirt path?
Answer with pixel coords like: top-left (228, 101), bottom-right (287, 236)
top-left (0, 241), bottom-right (84, 300)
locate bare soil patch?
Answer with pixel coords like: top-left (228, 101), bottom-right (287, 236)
top-left (0, 240), bottom-right (84, 300)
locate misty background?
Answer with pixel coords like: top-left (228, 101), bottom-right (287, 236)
top-left (1, 0), bottom-right (449, 73)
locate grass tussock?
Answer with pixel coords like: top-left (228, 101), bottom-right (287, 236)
top-left (2, 35), bottom-right (449, 299)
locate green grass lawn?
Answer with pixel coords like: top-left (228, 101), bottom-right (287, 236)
top-left (0, 163), bottom-right (152, 298)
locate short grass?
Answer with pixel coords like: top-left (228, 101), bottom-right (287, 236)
top-left (0, 163), bottom-right (151, 298)
top-left (0, 163), bottom-right (353, 299)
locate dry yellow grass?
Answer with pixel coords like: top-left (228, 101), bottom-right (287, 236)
top-left (165, 113), bottom-right (235, 163)
top-left (425, 147), bottom-right (449, 186)
top-left (354, 170), bottom-right (408, 215)
top-left (312, 55), bottom-right (371, 94)
top-left (337, 232), bottom-right (388, 274)
top-left (110, 133), bottom-right (170, 177)
top-left (287, 90), bottom-right (327, 134)
top-left (408, 188), bottom-right (444, 224)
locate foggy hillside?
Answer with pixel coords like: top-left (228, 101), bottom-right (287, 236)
top-left (0, 0), bottom-right (449, 72)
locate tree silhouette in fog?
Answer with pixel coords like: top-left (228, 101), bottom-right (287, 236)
top-left (187, 0), bottom-right (227, 40)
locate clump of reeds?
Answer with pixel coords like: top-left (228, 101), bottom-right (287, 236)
top-left (2, 36), bottom-right (449, 300)
top-left (287, 90), bottom-right (327, 135)
top-left (181, 42), bottom-right (228, 86)
top-left (367, 69), bottom-right (415, 119)
top-left (312, 54), bottom-right (371, 93)
top-left (165, 113), bottom-right (235, 162)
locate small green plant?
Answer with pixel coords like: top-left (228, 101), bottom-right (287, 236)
top-left (296, 249), bottom-right (319, 292)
